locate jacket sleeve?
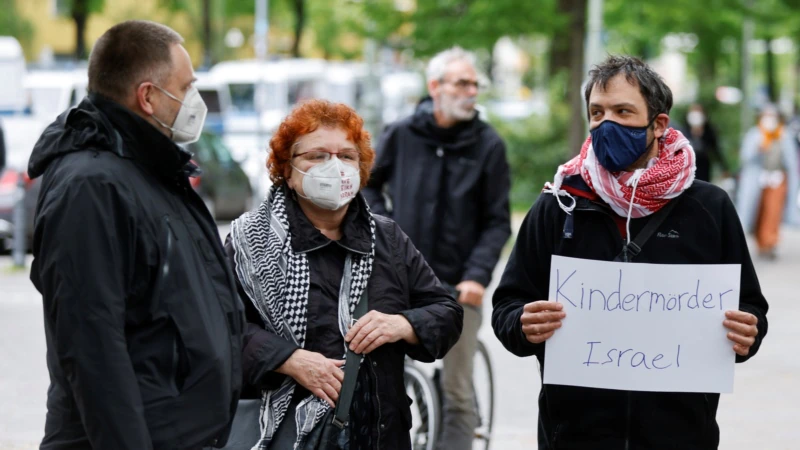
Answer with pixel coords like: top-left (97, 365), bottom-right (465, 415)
top-left (491, 195), bottom-right (553, 359)
top-left (461, 137), bottom-right (512, 287)
top-left (32, 177), bottom-right (152, 450)
top-left (362, 124), bottom-right (396, 216)
top-left (394, 222), bottom-right (464, 362)
top-left (718, 194), bottom-right (769, 362)
top-left (224, 235), bottom-right (299, 391)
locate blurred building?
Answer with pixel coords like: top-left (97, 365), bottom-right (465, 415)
top-left (14, 0), bottom-right (204, 66)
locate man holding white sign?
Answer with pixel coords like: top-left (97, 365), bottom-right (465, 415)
top-left (492, 56), bottom-right (768, 450)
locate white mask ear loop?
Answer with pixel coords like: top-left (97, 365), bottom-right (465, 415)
top-left (543, 182), bottom-right (577, 215)
top-left (625, 169), bottom-right (645, 246)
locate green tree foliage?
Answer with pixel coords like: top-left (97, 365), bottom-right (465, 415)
top-left (0, 0), bottom-right (34, 55)
top-left (362, 0), bottom-right (562, 57)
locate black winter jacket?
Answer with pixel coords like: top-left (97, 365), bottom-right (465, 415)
top-left (226, 189), bottom-right (463, 450)
top-left (492, 180), bottom-right (768, 450)
top-left (29, 95), bottom-right (245, 450)
top-left (363, 98), bottom-right (511, 287)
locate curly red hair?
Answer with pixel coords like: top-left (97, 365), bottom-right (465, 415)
top-left (268, 100), bottom-right (374, 188)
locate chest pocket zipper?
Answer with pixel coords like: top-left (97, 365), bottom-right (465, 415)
top-left (153, 216), bottom-right (178, 296)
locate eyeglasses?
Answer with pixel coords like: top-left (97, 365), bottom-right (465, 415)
top-left (441, 78), bottom-right (481, 91)
top-left (292, 150), bottom-right (360, 164)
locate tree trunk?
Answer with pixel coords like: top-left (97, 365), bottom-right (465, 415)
top-left (291, 0), bottom-right (305, 58)
top-left (72, 0), bottom-right (89, 60)
top-left (567, 0), bottom-right (588, 155)
top-left (697, 37), bottom-right (719, 102)
top-left (549, 0), bottom-right (574, 77)
top-left (765, 36), bottom-right (777, 103)
top-left (202, 0), bottom-right (212, 68)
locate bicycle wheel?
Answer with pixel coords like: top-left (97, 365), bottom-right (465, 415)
top-left (472, 340), bottom-right (494, 450)
top-left (404, 362), bottom-right (441, 450)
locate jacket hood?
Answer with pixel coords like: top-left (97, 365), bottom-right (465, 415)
top-left (28, 94), bottom-right (193, 181)
top-left (28, 96), bottom-right (122, 179)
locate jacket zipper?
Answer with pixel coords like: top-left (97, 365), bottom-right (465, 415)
top-left (575, 201), bottom-right (633, 449)
top-left (154, 216), bottom-right (176, 294)
top-left (552, 423), bottom-right (562, 448)
top-left (624, 392), bottom-right (631, 450)
top-left (369, 357), bottom-right (382, 450)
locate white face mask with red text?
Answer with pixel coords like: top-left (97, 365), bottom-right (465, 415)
top-left (291, 157), bottom-right (360, 210)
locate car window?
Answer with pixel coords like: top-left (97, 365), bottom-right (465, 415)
top-left (198, 89), bottom-right (221, 114)
top-left (288, 80), bottom-right (316, 106)
top-left (191, 135), bottom-right (214, 164)
top-left (229, 83), bottom-right (255, 113)
top-left (207, 134), bottom-right (234, 165)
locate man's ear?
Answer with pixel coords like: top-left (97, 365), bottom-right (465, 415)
top-left (653, 113), bottom-right (670, 139)
top-left (135, 83), bottom-right (156, 116)
top-left (427, 78), bottom-right (441, 99)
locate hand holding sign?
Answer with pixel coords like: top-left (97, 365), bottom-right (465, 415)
top-left (723, 310), bottom-right (759, 356)
top-left (521, 301), bottom-right (566, 344)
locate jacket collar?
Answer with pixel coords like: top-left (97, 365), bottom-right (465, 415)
top-left (90, 93), bottom-right (193, 181)
top-left (409, 96), bottom-right (484, 150)
top-left (283, 185), bottom-right (372, 255)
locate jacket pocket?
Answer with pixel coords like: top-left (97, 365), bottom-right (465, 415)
top-left (402, 394), bottom-right (414, 430)
top-left (170, 317), bottom-right (190, 394)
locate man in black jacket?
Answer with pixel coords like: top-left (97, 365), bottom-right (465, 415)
top-left (28, 20), bottom-right (244, 450)
top-left (364, 46), bottom-right (511, 450)
top-left (492, 56), bottom-right (768, 450)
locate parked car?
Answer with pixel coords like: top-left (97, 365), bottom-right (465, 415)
top-left (186, 132), bottom-right (253, 221)
top-left (0, 116), bottom-right (47, 252)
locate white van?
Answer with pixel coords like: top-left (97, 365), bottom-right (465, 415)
top-left (324, 61), bottom-right (367, 110)
top-left (381, 70), bottom-right (425, 123)
top-left (194, 70), bottom-right (233, 136)
top-left (24, 69), bottom-right (87, 121)
top-left (0, 36), bottom-right (27, 114)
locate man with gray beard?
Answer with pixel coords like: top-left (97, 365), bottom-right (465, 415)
top-left (364, 46), bottom-right (511, 450)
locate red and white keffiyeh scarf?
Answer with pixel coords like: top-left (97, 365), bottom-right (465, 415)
top-left (545, 127), bottom-right (696, 219)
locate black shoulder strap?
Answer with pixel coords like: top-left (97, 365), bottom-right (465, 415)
top-left (332, 289), bottom-right (369, 429)
top-left (614, 196), bottom-right (681, 262)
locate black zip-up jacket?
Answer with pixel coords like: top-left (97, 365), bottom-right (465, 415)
top-left (492, 179), bottom-right (768, 450)
top-left (28, 94), bottom-right (245, 450)
top-left (225, 188), bottom-right (463, 450)
top-left (363, 98), bottom-right (511, 287)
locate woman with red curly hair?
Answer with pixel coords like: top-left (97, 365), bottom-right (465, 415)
top-left (224, 100), bottom-right (463, 450)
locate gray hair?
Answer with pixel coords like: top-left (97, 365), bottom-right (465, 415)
top-left (584, 55), bottom-right (673, 121)
top-left (426, 46), bottom-right (477, 83)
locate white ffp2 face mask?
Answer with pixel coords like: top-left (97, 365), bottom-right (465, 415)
top-left (152, 85), bottom-right (208, 144)
top-left (292, 158), bottom-right (360, 210)
top-left (760, 116), bottom-right (779, 133)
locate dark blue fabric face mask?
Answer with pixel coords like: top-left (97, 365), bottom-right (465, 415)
top-left (590, 117), bottom-right (657, 172)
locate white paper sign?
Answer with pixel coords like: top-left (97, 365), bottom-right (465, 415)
top-left (544, 256), bottom-right (741, 393)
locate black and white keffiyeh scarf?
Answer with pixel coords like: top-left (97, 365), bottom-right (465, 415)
top-left (229, 185), bottom-right (376, 449)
